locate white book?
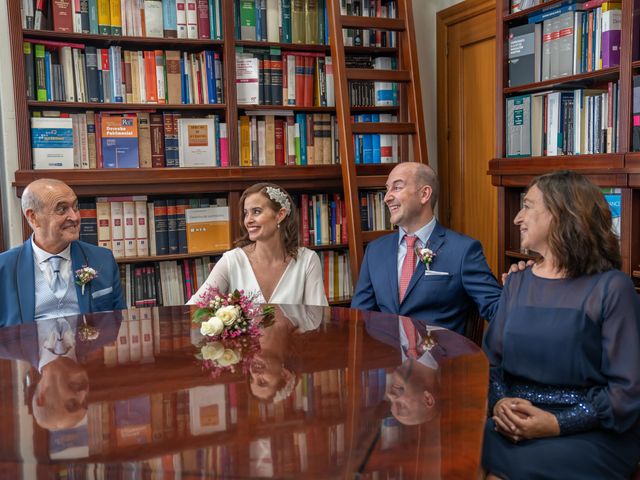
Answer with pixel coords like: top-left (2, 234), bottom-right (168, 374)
top-left (110, 201), bottom-right (125, 258)
top-left (177, 117), bottom-right (217, 167)
top-left (258, 119), bottom-right (266, 165)
top-left (325, 56), bottom-right (335, 107)
top-left (31, 117), bottom-right (74, 169)
top-left (287, 54), bottom-right (296, 105)
top-left (266, 0), bottom-right (279, 42)
top-left (123, 201), bottom-right (137, 257)
top-left (189, 385), bottom-right (227, 436)
top-left (236, 56), bottom-right (260, 104)
top-left (71, 114), bottom-right (82, 168)
top-left (186, 0), bottom-right (198, 39)
top-left (143, 0), bottom-right (164, 37)
top-left (176, 0), bottom-right (187, 38)
top-left (147, 202), bottom-right (156, 256)
top-left (546, 91), bottom-right (561, 156)
top-left (135, 200), bottom-right (149, 256)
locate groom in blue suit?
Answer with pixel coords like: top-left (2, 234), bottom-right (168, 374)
top-left (351, 163), bottom-right (501, 334)
top-left (0, 179), bottom-right (126, 327)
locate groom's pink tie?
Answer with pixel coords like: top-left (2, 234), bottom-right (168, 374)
top-left (399, 235), bottom-right (417, 302)
top-left (401, 317), bottom-right (419, 359)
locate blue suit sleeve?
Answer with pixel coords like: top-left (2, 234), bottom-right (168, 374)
top-left (350, 245), bottom-right (379, 312)
top-left (109, 254), bottom-right (127, 310)
top-left (460, 240), bottom-right (501, 322)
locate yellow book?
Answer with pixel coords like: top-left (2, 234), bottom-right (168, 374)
top-left (185, 206), bottom-right (230, 253)
top-left (240, 115), bottom-right (251, 166)
top-left (98, 0), bottom-right (111, 35)
top-left (109, 0), bottom-right (122, 35)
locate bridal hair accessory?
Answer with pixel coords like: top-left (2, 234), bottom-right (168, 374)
top-left (273, 372), bottom-right (297, 403)
top-left (265, 186), bottom-right (291, 215)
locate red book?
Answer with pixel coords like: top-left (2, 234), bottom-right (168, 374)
top-left (300, 194), bottom-right (309, 246)
top-left (303, 56), bottom-right (314, 107)
top-left (274, 118), bottom-right (285, 166)
top-left (52, 0), bottom-right (73, 32)
top-left (143, 51), bottom-right (158, 103)
top-left (196, 0), bottom-right (211, 39)
top-left (295, 55), bottom-right (304, 107)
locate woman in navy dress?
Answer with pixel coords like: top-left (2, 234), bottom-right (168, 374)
top-left (482, 171), bottom-right (640, 479)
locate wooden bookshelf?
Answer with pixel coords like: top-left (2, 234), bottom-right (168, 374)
top-left (491, 0), bottom-right (640, 290)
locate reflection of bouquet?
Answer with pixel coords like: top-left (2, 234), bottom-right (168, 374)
top-left (195, 336), bottom-right (260, 378)
top-left (192, 288), bottom-right (273, 340)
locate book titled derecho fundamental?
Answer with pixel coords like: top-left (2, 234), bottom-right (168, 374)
top-left (101, 116), bottom-right (140, 168)
top-left (31, 117), bottom-right (74, 169)
top-left (185, 206), bottom-right (230, 253)
top-left (177, 117), bottom-right (216, 167)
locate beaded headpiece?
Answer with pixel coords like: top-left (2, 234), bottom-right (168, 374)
top-left (265, 186), bottom-right (291, 215)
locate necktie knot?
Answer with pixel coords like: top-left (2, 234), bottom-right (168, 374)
top-left (404, 235), bottom-right (417, 248)
top-left (48, 255), bottom-right (63, 273)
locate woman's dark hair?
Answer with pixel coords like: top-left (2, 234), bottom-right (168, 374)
top-left (528, 170), bottom-right (621, 277)
top-left (235, 183), bottom-right (299, 259)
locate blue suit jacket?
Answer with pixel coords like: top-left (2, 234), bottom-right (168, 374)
top-left (351, 222), bottom-right (501, 333)
top-left (0, 239), bottom-right (126, 327)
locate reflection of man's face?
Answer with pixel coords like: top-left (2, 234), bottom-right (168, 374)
top-left (386, 360), bottom-right (437, 426)
top-left (249, 352), bottom-right (286, 400)
top-left (33, 357), bottom-right (89, 430)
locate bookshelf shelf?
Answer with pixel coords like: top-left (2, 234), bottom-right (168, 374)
top-left (13, 165), bottom-right (345, 196)
top-left (489, 154), bottom-right (626, 176)
top-left (503, 0), bottom-right (575, 22)
top-left (503, 66), bottom-right (620, 95)
top-left (237, 104), bottom-right (336, 112)
top-left (27, 101), bottom-right (227, 111)
top-left (22, 29), bottom-right (225, 48)
top-left (114, 250), bottom-right (225, 264)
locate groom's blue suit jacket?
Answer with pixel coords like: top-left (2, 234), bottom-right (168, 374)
top-left (0, 239), bottom-right (126, 327)
top-left (351, 222), bottom-right (501, 334)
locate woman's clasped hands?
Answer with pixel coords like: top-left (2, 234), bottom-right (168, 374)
top-left (492, 397), bottom-right (560, 443)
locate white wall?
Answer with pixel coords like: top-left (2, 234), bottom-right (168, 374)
top-left (0, 0), bottom-right (464, 248)
top-left (413, 0), bottom-right (464, 173)
top-left (0, 0), bottom-right (22, 249)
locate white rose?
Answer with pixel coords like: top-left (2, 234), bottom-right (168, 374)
top-left (216, 349), bottom-right (241, 366)
top-left (200, 316), bottom-right (224, 336)
top-left (216, 305), bottom-right (242, 326)
top-left (201, 342), bottom-right (224, 361)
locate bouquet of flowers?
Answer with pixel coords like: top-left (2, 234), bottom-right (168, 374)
top-left (195, 336), bottom-right (261, 378)
top-left (191, 288), bottom-right (273, 340)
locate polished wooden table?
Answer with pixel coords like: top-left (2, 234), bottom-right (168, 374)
top-left (0, 306), bottom-right (488, 479)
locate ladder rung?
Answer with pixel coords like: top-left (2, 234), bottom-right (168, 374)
top-left (356, 175), bottom-right (388, 188)
top-left (340, 16), bottom-right (406, 31)
top-left (352, 122), bottom-right (416, 135)
top-left (346, 68), bottom-right (411, 82)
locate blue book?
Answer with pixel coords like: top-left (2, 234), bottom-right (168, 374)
top-left (180, 56), bottom-right (188, 104)
top-left (166, 199), bottom-right (179, 255)
top-left (256, 0), bottom-right (263, 41)
top-left (88, 0), bottom-right (99, 34)
top-left (296, 113), bottom-right (307, 165)
top-left (205, 50), bottom-right (217, 103)
top-left (281, 0), bottom-right (291, 42)
top-left (371, 113), bottom-right (381, 163)
top-left (101, 116), bottom-right (140, 168)
top-left (330, 200), bottom-right (336, 244)
top-left (528, 2), bottom-right (581, 24)
top-left (361, 114), bottom-right (373, 164)
top-left (44, 50), bottom-right (52, 101)
top-left (315, 195), bottom-right (322, 245)
top-left (208, 0), bottom-right (215, 39)
top-left (214, 116), bottom-right (221, 166)
top-left (163, 0), bottom-right (178, 37)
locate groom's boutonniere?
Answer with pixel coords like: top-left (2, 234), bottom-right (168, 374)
top-left (416, 247), bottom-right (436, 271)
top-left (75, 266), bottom-right (98, 295)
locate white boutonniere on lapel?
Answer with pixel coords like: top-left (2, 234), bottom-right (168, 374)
top-left (75, 266), bottom-right (98, 295)
top-left (416, 247), bottom-right (436, 273)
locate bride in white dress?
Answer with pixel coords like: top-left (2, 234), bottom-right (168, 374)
top-left (187, 183), bottom-right (329, 307)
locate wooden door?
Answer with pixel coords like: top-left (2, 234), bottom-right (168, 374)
top-left (437, 0), bottom-right (498, 275)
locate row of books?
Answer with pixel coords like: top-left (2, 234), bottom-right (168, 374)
top-left (353, 114), bottom-right (399, 164)
top-left (346, 55), bottom-right (397, 107)
top-left (235, 0), bottom-right (327, 45)
top-left (508, 1), bottom-right (621, 87)
top-left (23, 0), bottom-right (224, 40)
top-left (119, 256), bottom-right (218, 307)
top-left (360, 190), bottom-right (392, 231)
top-left (506, 82), bottom-right (619, 157)
top-left (238, 112), bottom-right (339, 166)
top-left (32, 112), bottom-right (229, 170)
top-left (318, 250), bottom-right (354, 299)
top-left (300, 193), bottom-right (349, 246)
top-left (236, 49), bottom-right (335, 107)
top-left (25, 42), bottom-right (224, 105)
top-left (361, 368), bottom-right (389, 407)
top-left (340, 0), bottom-right (398, 48)
top-left (79, 196), bottom-right (230, 257)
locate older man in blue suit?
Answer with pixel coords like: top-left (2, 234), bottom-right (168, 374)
top-left (0, 179), bottom-right (126, 327)
top-left (351, 162), bottom-right (501, 334)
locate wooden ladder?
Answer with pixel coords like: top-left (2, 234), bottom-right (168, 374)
top-left (327, 0), bottom-right (429, 285)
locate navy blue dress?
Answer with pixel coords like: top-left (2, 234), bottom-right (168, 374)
top-left (482, 268), bottom-right (640, 479)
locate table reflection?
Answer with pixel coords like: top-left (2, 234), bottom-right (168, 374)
top-left (0, 306), bottom-right (487, 479)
